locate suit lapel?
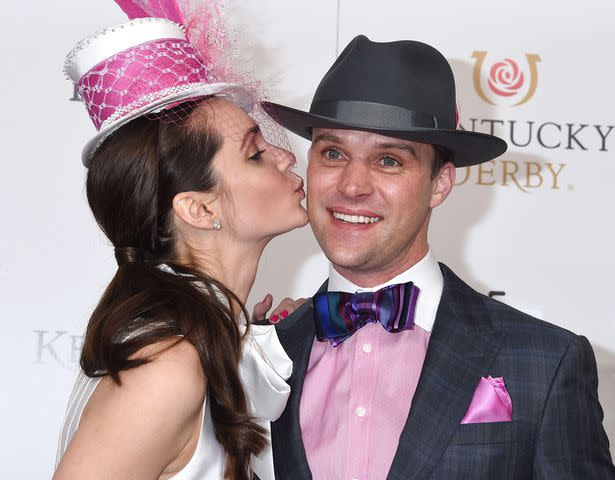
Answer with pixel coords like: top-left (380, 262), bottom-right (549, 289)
top-left (387, 264), bottom-right (507, 480)
top-left (271, 282), bottom-right (326, 479)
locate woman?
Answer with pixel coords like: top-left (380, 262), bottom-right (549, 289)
top-left (54, 6), bottom-right (307, 480)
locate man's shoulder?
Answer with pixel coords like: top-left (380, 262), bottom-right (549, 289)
top-left (440, 263), bottom-right (578, 345)
top-left (482, 290), bottom-right (577, 343)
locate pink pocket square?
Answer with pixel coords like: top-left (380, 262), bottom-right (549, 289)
top-left (461, 376), bottom-right (513, 424)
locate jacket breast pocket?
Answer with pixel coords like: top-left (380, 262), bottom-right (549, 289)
top-left (448, 420), bottom-right (529, 445)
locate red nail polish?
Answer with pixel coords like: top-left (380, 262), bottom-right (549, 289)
top-left (280, 310), bottom-right (289, 318)
top-left (263, 294), bottom-right (269, 303)
top-left (270, 315), bottom-right (279, 323)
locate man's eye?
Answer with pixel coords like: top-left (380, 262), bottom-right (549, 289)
top-left (249, 150), bottom-right (264, 161)
top-left (380, 156), bottom-right (400, 167)
top-left (324, 149), bottom-right (342, 160)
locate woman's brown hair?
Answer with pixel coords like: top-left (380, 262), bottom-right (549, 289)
top-left (81, 100), bottom-right (267, 480)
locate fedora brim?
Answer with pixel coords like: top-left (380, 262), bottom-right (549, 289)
top-left (82, 82), bottom-right (253, 167)
top-left (262, 101), bottom-right (507, 167)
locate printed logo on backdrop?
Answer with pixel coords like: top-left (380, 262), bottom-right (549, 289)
top-left (34, 330), bottom-right (83, 370)
top-left (472, 51), bottom-right (541, 107)
top-left (455, 51), bottom-right (614, 193)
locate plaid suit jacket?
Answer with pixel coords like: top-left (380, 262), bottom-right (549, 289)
top-left (270, 264), bottom-right (615, 479)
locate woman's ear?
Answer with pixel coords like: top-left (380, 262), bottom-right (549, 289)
top-left (172, 191), bottom-right (218, 230)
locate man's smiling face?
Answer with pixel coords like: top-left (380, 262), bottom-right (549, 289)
top-left (306, 128), bottom-right (455, 285)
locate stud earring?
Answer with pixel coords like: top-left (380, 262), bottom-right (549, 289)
top-left (212, 219), bottom-right (222, 231)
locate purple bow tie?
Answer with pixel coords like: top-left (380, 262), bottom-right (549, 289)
top-left (312, 282), bottom-right (420, 346)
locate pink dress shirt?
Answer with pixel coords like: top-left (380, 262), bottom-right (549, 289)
top-left (300, 251), bottom-right (443, 480)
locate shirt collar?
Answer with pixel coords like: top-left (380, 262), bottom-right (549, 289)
top-left (327, 249), bottom-right (443, 332)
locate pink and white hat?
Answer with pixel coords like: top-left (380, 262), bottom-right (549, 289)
top-left (65, 1), bottom-right (252, 166)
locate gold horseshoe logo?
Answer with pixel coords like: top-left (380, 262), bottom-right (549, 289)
top-left (472, 51), bottom-right (541, 106)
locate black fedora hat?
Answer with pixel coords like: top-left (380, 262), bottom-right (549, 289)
top-left (262, 35), bottom-right (507, 167)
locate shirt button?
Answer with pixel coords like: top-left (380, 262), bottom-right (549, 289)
top-left (356, 407), bottom-right (366, 417)
top-left (362, 343), bottom-right (372, 353)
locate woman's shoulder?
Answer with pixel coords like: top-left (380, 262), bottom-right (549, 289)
top-left (126, 338), bottom-right (205, 394)
top-left (105, 338), bottom-right (207, 428)
top-left (54, 339), bottom-right (206, 479)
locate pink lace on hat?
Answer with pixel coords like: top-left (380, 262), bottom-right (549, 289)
top-left (78, 36), bottom-right (212, 129)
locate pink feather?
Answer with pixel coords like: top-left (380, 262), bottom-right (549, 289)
top-left (180, 0), bottom-right (232, 79)
top-left (114, 0), bottom-right (185, 25)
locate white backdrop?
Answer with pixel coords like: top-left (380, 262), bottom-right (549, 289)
top-left (0, 1), bottom-right (613, 477)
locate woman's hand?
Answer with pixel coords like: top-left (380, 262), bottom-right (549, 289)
top-left (251, 294), bottom-right (307, 324)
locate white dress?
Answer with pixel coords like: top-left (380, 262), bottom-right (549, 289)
top-left (55, 318), bottom-right (292, 479)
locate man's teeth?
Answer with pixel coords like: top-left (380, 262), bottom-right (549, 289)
top-left (332, 211), bottom-right (381, 224)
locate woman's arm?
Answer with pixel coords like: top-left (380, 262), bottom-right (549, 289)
top-left (54, 339), bottom-right (206, 480)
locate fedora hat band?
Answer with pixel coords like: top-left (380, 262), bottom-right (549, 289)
top-left (310, 100), bottom-right (440, 131)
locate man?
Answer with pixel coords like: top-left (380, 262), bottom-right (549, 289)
top-left (261, 36), bottom-right (615, 479)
